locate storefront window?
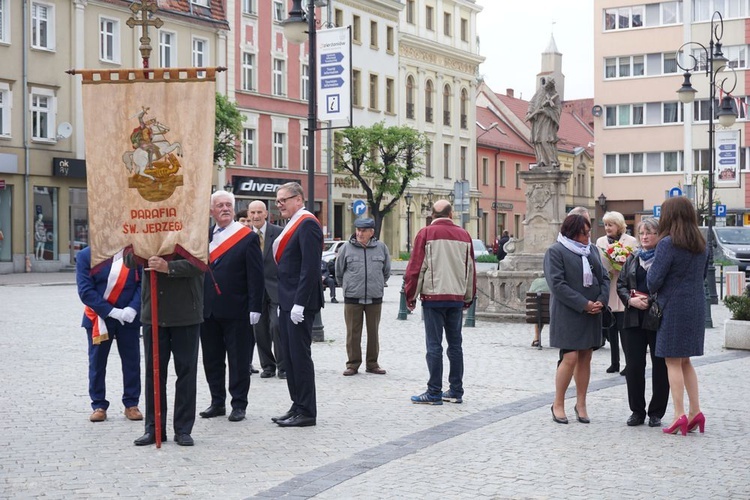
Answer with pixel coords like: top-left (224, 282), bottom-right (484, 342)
top-left (69, 188), bottom-right (88, 262)
top-left (0, 186), bottom-right (11, 262)
top-left (33, 186), bottom-right (58, 261)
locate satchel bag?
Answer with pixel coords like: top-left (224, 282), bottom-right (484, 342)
top-left (642, 293), bottom-right (662, 331)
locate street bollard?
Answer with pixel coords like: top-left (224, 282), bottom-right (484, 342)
top-left (312, 311), bottom-right (325, 342)
top-left (464, 296), bottom-right (476, 327)
top-left (397, 279), bottom-right (408, 320)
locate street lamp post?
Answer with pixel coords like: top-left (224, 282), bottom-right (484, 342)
top-left (405, 192), bottom-right (413, 253)
top-left (675, 10), bottom-right (738, 328)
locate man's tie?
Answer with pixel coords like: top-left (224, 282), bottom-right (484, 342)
top-left (258, 229), bottom-right (264, 253)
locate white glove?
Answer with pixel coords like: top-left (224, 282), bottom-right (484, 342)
top-left (249, 312), bottom-right (261, 325)
top-left (290, 304), bottom-right (305, 324)
top-left (121, 307), bottom-right (137, 324)
top-left (277, 306), bottom-right (280, 317)
top-left (107, 307), bottom-right (125, 325)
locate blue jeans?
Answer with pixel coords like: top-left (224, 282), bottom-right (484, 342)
top-left (422, 306), bottom-right (464, 397)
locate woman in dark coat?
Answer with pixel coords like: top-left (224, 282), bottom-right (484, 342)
top-left (647, 197), bottom-right (708, 436)
top-left (544, 214), bottom-right (609, 424)
top-left (616, 217), bottom-right (669, 428)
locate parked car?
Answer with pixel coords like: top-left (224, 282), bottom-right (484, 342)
top-left (322, 239), bottom-right (346, 262)
top-left (713, 226), bottom-right (750, 272)
top-left (472, 239), bottom-right (489, 257)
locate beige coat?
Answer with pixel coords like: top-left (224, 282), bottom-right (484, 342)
top-left (596, 233), bottom-right (638, 313)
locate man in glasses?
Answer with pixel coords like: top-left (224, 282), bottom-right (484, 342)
top-left (270, 182), bottom-right (324, 427)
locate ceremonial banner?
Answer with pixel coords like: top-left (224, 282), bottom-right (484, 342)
top-left (80, 68), bottom-right (216, 268)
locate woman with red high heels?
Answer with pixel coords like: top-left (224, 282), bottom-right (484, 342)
top-left (647, 197), bottom-right (708, 436)
top-left (544, 214), bottom-right (608, 424)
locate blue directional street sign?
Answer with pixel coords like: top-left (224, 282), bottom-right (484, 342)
top-left (352, 199), bottom-right (367, 216)
top-left (321, 65), bottom-right (345, 77)
top-left (321, 78), bottom-right (345, 89)
top-left (653, 205), bottom-right (661, 218)
top-left (669, 187), bottom-right (683, 198)
top-left (716, 204), bottom-right (727, 217)
top-left (320, 52), bottom-right (345, 64)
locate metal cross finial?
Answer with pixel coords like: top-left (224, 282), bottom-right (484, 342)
top-left (126, 0), bottom-right (164, 68)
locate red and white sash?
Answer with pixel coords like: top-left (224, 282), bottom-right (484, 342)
top-left (209, 221), bottom-right (251, 263)
top-left (84, 251), bottom-right (129, 345)
top-left (273, 210), bottom-right (319, 264)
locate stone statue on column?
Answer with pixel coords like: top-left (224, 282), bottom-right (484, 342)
top-left (525, 77), bottom-right (561, 169)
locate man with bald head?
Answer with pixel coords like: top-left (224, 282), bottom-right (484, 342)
top-left (246, 200), bottom-right (285, 379)
top-left (404, 200), bottom-right (476, 405)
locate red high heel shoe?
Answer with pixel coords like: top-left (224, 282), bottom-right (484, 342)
top-left (687, 412), bottom-right (705, 433)
top-left (662, 415), bottom-right (688, 436)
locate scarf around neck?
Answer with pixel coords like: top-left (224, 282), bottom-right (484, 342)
top-left (638, 247), bottom-right (656, 270)
top-left (557, 233), bottom-right (593, 287)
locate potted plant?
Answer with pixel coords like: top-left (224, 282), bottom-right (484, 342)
top-left (723, 287), bottom-right (750, 350)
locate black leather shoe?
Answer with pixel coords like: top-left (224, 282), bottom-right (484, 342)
top-left (278, 371), bottom-right (287, 379)
top-left (260, 370), bottom-right (275, 378)
top-left (271, 410), bottom-right (296, 423)
top-left (606, 365), bottom-right (620, 374)
top-left (134, 432), bottom-right (167, 446)
top-left (627, 413), bottom-right (646, 426)
top-left (249, 364), bottom-right (260, 374)
top-left (648, 416), bottom-right (662, 427)
top-left (199, 405), bottom-right (226, 418)
top-left (276, 414), bottom-right (316, 427)
top-left (228, 408), bottom-right (246, 422)
top-left (174, 433), bottom-right (194, 446)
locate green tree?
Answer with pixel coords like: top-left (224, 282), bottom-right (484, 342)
top-left (214, 93), bottom-right (245, 167)
top-left (333, 123), bottom-right (427, 238)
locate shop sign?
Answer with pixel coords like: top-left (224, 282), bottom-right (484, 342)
top-left (52, 158), bottom-right (87, 178)
top-left (231, 176), bottom-right (301, 197)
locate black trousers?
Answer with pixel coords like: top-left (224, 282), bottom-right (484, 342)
top-left (142, 323), bottom-right (200, 436)
top-left (255, 296), bottom-right (284, 373)
top-left (621, 326), bottom-right (670, 419)
top-left (200, 316), bottom-right (251, 410)
top-left (606, 311), bottom-right (624, 368)
top-left (278, 308), bottom-right (317, 418)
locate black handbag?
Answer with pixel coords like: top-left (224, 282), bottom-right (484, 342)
top-left (642, 293), bottom-right (662, 331)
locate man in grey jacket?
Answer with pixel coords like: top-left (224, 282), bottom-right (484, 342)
top-left (336, 218), bottom-right (391, 376)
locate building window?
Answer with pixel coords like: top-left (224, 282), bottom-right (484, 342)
top-left (241, 52), bottom-right (255, 91)
top-left (663, 52), bottom-right (677, 74)
top-left (460, 18), bottom-right (468, 42)
top-left (443, 84), bottom-right (451, 126)
top-left (242, 0), bottom-right (256, 15)
top-left (443, 12), bottom-right (451, 36)
top-left (273, 132), bottom-right (286, 169)
top-left (426, 6), bottom-right (434, 31)
top-left (515, 163), bottom-right (521, 189)
top-left (353, 15), bottom-right (361, 43)
top-left (159, 31), bottom-right (176, 68)
top-left (385, 78), bottom-right (394, 114)
top-left (370, 20), bottom-right (378, 49)
top-left (386, 26), bottom-right (394, 53)
top-left (242, 128), bottom-right (255, 166)
top-left (99, 17), bottom-right (119, 63)
top-left (301, 134), bottom-right (309, 171)
top-left (31, 2), bottom-right (55, 50)
top-left (460, 88), bottom-right (468, 129)
top-left (499, 160), bottom-right (506, 187)
top-left (273, 1), bottom-right (284, 22)
top-left (30, 87), bottom-right (55, 141)
top-left (443, 144), bottom-right (451, 179)
top-left (369, 74), bottom-right (379, 110)
top-left (334, 8), bottom-right (343, 27)
top-left (460, 146), bottom-right (467, 179)
top-left (425, 79), bottom-right (434, 123)
top-left (0, 82), bottom-right (11, 137)
top-left (605, 103), bottom-right (645, 127)
top-left (352, 69), bottom-right (361, 107)
top-left (406, 0), bottom-right (415, 24)
top-left (482, 157), bottom-right (489, 185)
top-left (663, 102), bottom-right (683, 123)
top-left (406, 76), bottom-right (415, 119)
top-left (32, 186), bottom-right (59, 261)
top-left (301, 63), bottom-right (309, 101)
top-left (191, 0), bottom-right (209, 6)
top-left (0, 0), bottom-right (8, 44)
top-left (192, 37), bottom-right (208, 75)
top-left (425, 141), bottom-right (433, 177)
top-left (273, 58), bottom-right (285, 96)
top-left (604, 151), bottom-right (681, 174)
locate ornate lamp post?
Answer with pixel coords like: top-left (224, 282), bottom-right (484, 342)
top-left (675, 10), bottom-right (738, 327)
top-left (405, 192), bottom-right (413, 253)
top-left (421, 190), bottom-right (434, 213)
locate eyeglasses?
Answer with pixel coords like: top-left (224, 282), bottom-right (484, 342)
top-left (638, 232), bottom-right (657, 237)
top-left (275, 194), bottom-right (298, 206)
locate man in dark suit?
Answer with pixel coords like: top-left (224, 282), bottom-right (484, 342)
top-left (246, 200), bottom-right (286, 379)
top-left (271, 182), bottom-right (323, 427)
top-left (199, 190), bottom-right (264, 423)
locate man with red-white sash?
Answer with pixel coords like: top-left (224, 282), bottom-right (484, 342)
top-left (76, 246), bottom-right (142, 423)
top-left (270, 182), bottom-right (323, 428)
top-left (199, 190), bottom-right (264, 423)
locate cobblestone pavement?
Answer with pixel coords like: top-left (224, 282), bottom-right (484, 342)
top-left (1, 271), bottom-right (748, 499)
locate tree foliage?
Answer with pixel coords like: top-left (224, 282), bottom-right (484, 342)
top-left (333, 123), bottom-right (427, 238)
top-left (214, 93), bottom-right (245, 167)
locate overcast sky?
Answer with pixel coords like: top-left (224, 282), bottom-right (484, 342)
top-left (475, 0), bottom-right (595, 101)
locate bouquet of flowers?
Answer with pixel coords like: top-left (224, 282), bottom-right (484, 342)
top-left (604, 240), bottom-right (634, 272)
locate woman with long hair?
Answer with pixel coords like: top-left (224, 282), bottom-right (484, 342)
top-left (647, 197), bottom-right (708, 435)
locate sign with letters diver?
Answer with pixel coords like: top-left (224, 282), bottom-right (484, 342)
top-left (317, 27), bottom-right (352, 125)
top-left (715, 129), bottom-right (741, 188)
